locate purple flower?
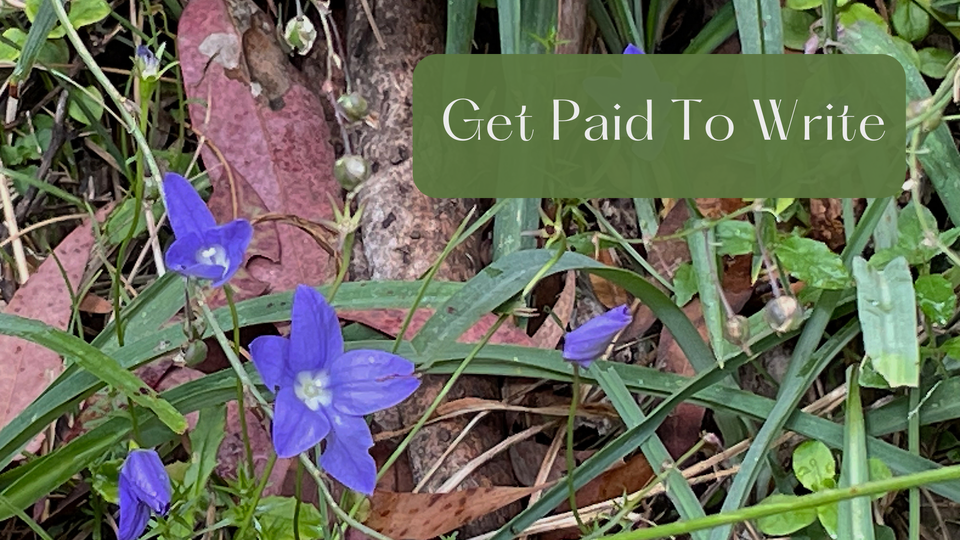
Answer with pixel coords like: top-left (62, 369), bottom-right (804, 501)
top-left (562, 305), bottom-right (632, 368)
top-left (249, 285), bottom-right (420, 495)
top-left (161, 172), bottom-right (252, 287)
top-left (623, 43), bottom-right (645, 54)
top-left (118, 449), bottom-right (171, 540)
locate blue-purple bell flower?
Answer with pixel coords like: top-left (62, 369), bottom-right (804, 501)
top-left (161, 173), bottom-right (252, 287)
top-left (249, 285), bottom-right (420, 495)
top-left (562, 305), bottom-right (632, 368)
top-left (623, 43), bottom-right (645, 54)
top-left (118, 449), bottom-right (171, 540)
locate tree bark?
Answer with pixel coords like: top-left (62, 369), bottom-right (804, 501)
top-left (346, 0), bottom-right (520, 534)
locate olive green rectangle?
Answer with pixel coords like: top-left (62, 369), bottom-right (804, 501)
top-left (412, 54), bottom-right (905, 198)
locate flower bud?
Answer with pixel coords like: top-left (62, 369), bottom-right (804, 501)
top-left (338, 92), bottom-right (369, 122)
top-left (134, 44), bottom-right (164, 82)
top-left (334, 155), bottom-right (371, 191)
top-left (723, 314), bottom-right (750, 348)
top-left (182, 340), bottom-right (208, 366)
top-left (803, 34), bottom-right (820, 55)
top-left (763, 295), bottom-right (802, 334)
top-left (284, 15), bottom-right (317, 55)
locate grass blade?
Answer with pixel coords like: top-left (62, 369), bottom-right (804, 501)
top-left (446, 0), bottom-right (480, 54)
top-left (838, 364), bottom-right (876, 540)
top-left (497, 0), bottom-right (521, 54)
top-left (683, 1), bottom-right (737, 54)
top-left (492, 198), bottom-right (540, 261)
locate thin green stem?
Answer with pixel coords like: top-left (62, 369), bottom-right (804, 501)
top-left (234, 452), bottom-right (278, 540)
top-left (127, 397), bottom-right (142, 445)
top-left (294, 460), bottom-right (305, 540)
top-left (225, 284), bottom-right (255, 475)
top-left (909, 386), bottom-right (920, 540)
top-left (567, 365), bottom-right (587, 532)
top-left (599, 462), bottom-right (960, 540)
top-left (326, 230), bottom-right (354, 302)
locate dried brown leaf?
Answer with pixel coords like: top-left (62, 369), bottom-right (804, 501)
top-left (365, 486), bottom-right (544, 540)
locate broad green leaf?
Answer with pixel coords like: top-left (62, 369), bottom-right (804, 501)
top-left (67, 85), bottom-right (104, 125)
top-left (892, 0), bottom-right (931, 41)
top-left (782, 8), bottom-right (815, 49)
top-left (0, 29), bottom-right (67, 65)
top-left (854, 256), bottom-right (919, 388)
top-left (242, 497), bottom-right (325, 540)
top-left (871, 203), bottom-right (960, 267)
top-left (943, 336), bottom-right (960, 359)
top-left (716, 220), bottom-right (755, 257)
top-left (775, 236), bottom-right (852, 289)
top-left (890, 36), bottom-right (922, 70)
top-left (25, 0), bottom-right (110, 38)
top-left (756, 494), bottom-right (818, 535)
top-left (673, 262), bottom-right (698, 307)
top-left (0, 313), bottom-right (188, 433)
top-left (915, 274), bottom-right (955, 326)
top-left (816, 502), bottom-right (839, 539)
top-left (839, 3), bottom-right (888, 28)
top-left (184, 404), bottom-right (226, 498)
top-left (918, 46), bottom-right (954, 78)
top-left (793, 440), bottom-right (836, 492)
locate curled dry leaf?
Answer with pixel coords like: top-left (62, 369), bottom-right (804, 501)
top-left (588, 239), bottom-right (633, 309)
top-left (0, 208), bottom-right (107, 455)
top-left (364, 486), bottom-right (545, 540)
top-left (531, 270), bottom-right (576, 349)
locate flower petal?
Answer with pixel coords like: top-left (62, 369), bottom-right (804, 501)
top-left (119, 449), bottom-right (171, 515)
top-left (161, 173), bottom-right (216, 239)
top-left (562, 304), bottom-right (632, 368)
top-left (208, 219), bottom-right (253, 287)
top-left (164, 235), bottom-right (226, 282)
top-left (272, 387), bottom-right (331, 458)
top-left (320, 412), bottom-right (377, 495)
top-left (118, 476), bottom-right (150, 540)
top-left (249, 335), bottom-right (292, 392)
top-left (328, 350), bottom-right (419, 416)
top-left (290, 285), bottom-right (343, 373)
top-left (623, 43), bottom-right (645, 54)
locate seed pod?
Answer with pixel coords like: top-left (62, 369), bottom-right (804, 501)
top-left (182, 340), bottom-right (208, 366)
top-left (723, 314), bottom-right (750, 348)
top-left (763, 295), bottom-right (802, 334)
top-left (283, 16), bottom-right (317, 55)
top-left (334, 155), bottom-right (371, 191)
top-left (338, 92), bottom-right (369, 122)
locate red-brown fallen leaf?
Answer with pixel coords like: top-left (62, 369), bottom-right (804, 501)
top-left (177, 0), bottom-right (338, 301)
top-left (78, 292), bottom-right (113, 314)
top-left (364, 486), bottom-right (544, 540)
top-left (0, 208), bottom-right (108, 454)
top-left (542, 453), bottom-right (655, 540)
top-left (338, 308), bottom-right (535, 346)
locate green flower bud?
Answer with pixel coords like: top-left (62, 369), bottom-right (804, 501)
top-left (763, 295), bottom-right (802, 334)
top-left (334, 155), bottom-right (371, 191)
top-left (284, 16), bottom-right (317, 55)
top-left (183, 340), bottom-right (208, 366)
top-left (338, 92), bottom-right (369, 122)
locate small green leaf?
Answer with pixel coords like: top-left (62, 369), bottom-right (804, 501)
top-left (839, 3), bottom-right (888, 29)
top-left (871, 202), bottom-right (960, 267)
top-left (943, 336), bottom-right (960, 359)
top-left (90, 458), bottom-right (123, 504)
top-left (775, 236), bottom-right (851, 289)
top-left (25, 0), bottom-right (111, 38)
top-left (68, 85), bottom-right (104, 125)
top-left (858, 359), bottom-right (892, 389)
top-left (915, 274), bottom-right (955, 326)
top-left (756, 494), bottom-right (819, 536)
top-left (0, 29), bottom-right (27, 61)
top-left (793, 440), bottom-right (836, 492)
top-left (783, 8), bottom-right (817, 49)
top-left (892, 0), bottom-right (931, 41)
top-left (673, 262), bottom-right (698, 307)
top-left (868, 458), bottom-right (892, 499)
top-left (918, 47), bottom-right (954, 78)
top-left (234, 497), bottom-right (326, 540)
top-left (816, 502), bottom-right (839, 539)
top-left (854, 256), bottom-right (920, 388)
top-left (716, 220), bottom-right (755, 257)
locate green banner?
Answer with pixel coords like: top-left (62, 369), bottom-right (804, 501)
top-left (412, 54), bottom-right (905, 198)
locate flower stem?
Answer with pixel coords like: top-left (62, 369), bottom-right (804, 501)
top-left (567, 364), bottom-right (587, 532)
top-left (127, 397), bottom-right (142, 446)
top-left (201, 302), bottom-right (392, 540)
top-left (326, 230), bottom-right (354, 302)
top-left (234, 452), bottom-right (277, 540)
top-left (224, 284), bottom-right (255, 475)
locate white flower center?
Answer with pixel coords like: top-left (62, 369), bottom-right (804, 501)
top-left (294, 370), bottom-right (332, 411)
top-left (195, 244), bottom-right (229, 269)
